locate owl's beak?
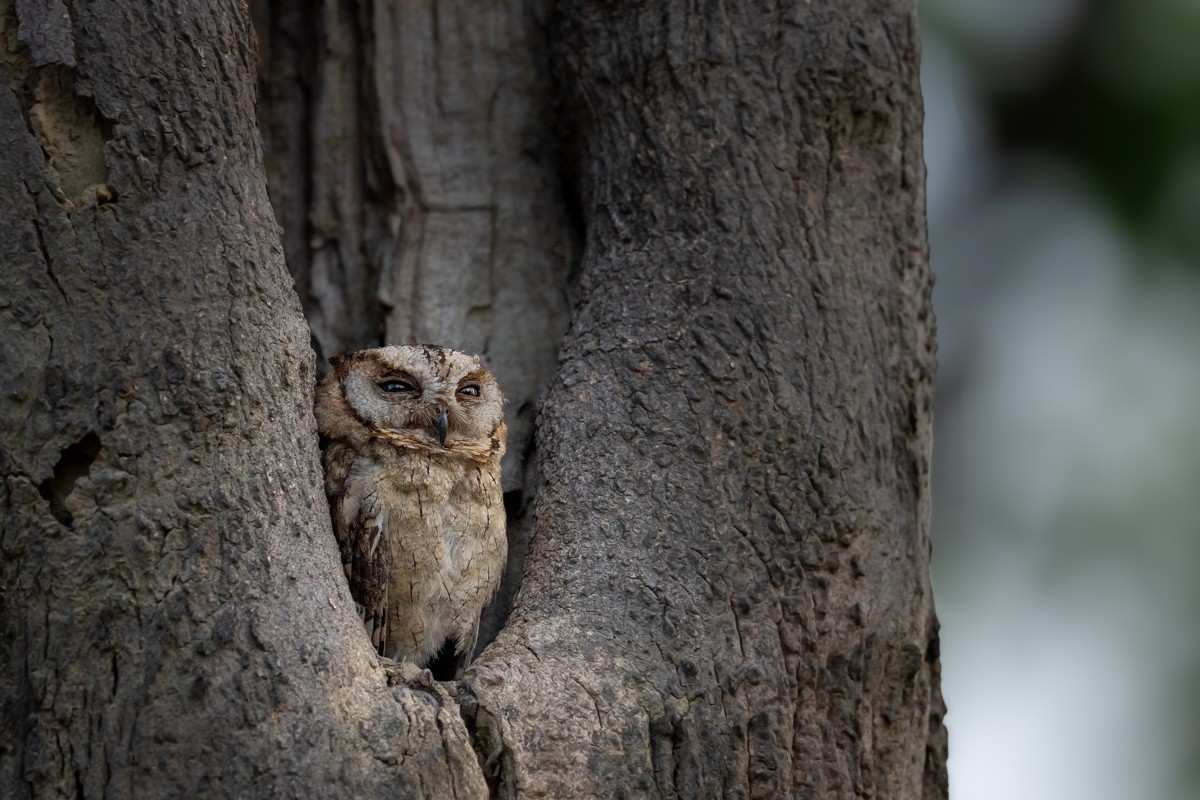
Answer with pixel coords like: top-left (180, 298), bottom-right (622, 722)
top-left (432, 407), bottom-right (449, 447)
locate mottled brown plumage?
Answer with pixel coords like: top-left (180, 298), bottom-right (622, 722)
top-left (315, 345), bottom-right (506, 676)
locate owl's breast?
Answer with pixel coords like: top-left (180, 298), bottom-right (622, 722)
top-left (385, 452), bottom-right (501, 567)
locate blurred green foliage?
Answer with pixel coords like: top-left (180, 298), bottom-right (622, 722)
top-left (931, 0), bottom-right (1200, 267)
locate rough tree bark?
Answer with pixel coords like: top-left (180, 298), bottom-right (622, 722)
top-left (1, 1), bottom-right (484, 796)
top-left (461, 3), bottom-right (947, 797)
top-left (2, 0), bottom-right (946, 798)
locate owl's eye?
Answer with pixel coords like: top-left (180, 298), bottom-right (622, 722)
top-left (378, 380), bottom-right (416, 394)
top-left (457, 384), bottom-right (481, 398)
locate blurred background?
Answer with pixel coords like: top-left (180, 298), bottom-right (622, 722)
top-left (920, 0), bottom-right (1200, 797)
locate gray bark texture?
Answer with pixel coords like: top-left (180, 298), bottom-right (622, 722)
top-left (2, 0), bottom-right (947, 798)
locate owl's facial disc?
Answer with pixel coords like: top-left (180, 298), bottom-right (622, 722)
top-left (327, 345), bottom-right (503, 454)
top-left (371, 371), bottom-right (453, 448)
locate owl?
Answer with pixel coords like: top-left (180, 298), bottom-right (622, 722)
top-left (315, 344), bottom-right (507, 678)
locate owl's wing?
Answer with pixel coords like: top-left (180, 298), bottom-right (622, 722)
top-left (450, 466), bottom-right (507, 678)
top-left (324, 443), bottom-right (391, 655)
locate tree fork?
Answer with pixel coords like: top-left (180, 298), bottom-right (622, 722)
top-left (2, 0), bottom-right (946, 797)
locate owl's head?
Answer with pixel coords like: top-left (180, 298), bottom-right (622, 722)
top-left (316, 345), bottom-right (505, 458)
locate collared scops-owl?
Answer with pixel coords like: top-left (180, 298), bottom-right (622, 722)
top-left (315, 344), bottom-right (506, 678)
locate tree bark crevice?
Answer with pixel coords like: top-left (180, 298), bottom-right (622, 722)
top-left (255, 0), bottom-right (575, 650)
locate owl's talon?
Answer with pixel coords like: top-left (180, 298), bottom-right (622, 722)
top-left (385, 659), bottom-right (436, 691)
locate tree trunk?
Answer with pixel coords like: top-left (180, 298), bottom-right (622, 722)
top-left (2, 0), bottom-right (946, 798)
top-left (1, 1), bottom-right (482, 796)
top-left (462, 2), bottom-right (947, 797)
